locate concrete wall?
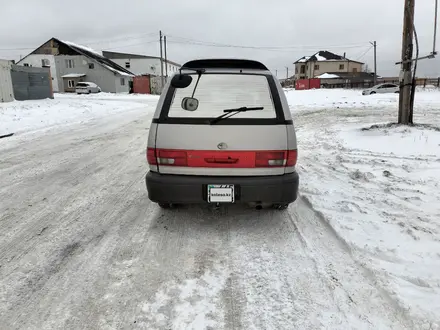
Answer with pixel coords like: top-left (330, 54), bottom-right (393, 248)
top-left (17, 54), bottom-right (59, 92)
top-left (54, 55), bottom-right (132, 93)
top-left (114, 75), bottom-right (132, 94)
top-left (10, 65), bottom-right (53, 101)
top-left (311, 61), bottom-right (363, 77)
top-left (150, 76), bottom-right (165, 95)
top-left (110, 58), bottom-right (180, 77)
top-left (0, 59), bottom-right (14, 102)
top-left (295, 61), bottom-right (364, 79)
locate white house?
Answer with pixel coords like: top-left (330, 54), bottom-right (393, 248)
top-left (16, 38), bottom-right (134, 93)
top-left (102, 51), bottom-right (181, 77)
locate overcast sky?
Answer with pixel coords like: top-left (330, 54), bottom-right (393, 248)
top-left (0, 0), bottom-right (438, 77)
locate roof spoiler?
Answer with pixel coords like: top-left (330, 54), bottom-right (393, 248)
top-left (181, 59), bottom-right (269, 71)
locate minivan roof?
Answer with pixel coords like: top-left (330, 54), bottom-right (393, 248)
top-left (181, 59), bottom-right (269, 71)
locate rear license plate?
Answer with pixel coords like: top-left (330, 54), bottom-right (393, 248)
top-left (207, 184), bottom-right (234, 203)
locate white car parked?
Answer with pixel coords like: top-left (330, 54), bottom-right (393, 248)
top-left (362, 83), bottom-right (399, 95)
top-left (75, 82), bottom-right (101, 94)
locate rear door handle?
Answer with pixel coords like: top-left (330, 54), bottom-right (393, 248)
top-left (204, 157), bottom-right (239, 164)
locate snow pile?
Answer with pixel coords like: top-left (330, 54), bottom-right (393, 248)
top-left (314, 54), bottom-right (328, 61)
top-left (291, 88), bottom-right (440, 326)
top-left (296, 56), bottom-right (310, 63)
top-left (103, 64), bottom-right (134, 77)
top-left (61, 40), bottom-right (103, 57)
top-left (140, 265), bottom-right (228, 329)
top-left (0, 93), bottom-right (159, 136)
top-left (286, 88), bottom-right (397, 112)
top-left (316, 73), bottom-right (340, 79)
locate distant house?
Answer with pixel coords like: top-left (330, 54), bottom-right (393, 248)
top-left (102, 51), bottom-right (181, 77)
top-left (294, 51), bottom-right (364, 80)
top-left (316, 71), bottom-right (376, 88)
top-left (16, 38), bottom-right (134, 93)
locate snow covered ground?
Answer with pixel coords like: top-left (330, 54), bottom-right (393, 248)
top-left (1, 88), bottom-right (439, 329)
top-left (291, 87), bottom-right (440, 328)
top-left (0, 92), bottom-right (159, 136)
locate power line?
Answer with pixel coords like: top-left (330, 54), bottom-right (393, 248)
top-left (76, 32), bottom-right (158, 46)
top-left (0, 32), bottom-right (158, 52)
top-left (166, 34), bottom-right (368, 50)
top-left (104, 40), bottom-right (157, 50)
top-left (354, 45), bottom-right (373, 61)
top-left (166, 40), bottom-right (367, 53)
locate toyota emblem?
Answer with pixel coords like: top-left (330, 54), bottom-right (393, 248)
top-left (217, 142), bottom-right (228, 150)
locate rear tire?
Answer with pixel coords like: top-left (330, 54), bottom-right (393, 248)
top-left (272, 203), bottom-right (289, 210)
top-left (158, 203), bottom-right (172, 209)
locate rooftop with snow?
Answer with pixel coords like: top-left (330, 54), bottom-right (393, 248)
top-left (294, 50), bottom-right (364, 64)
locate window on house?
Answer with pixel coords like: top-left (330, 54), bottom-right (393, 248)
top-left (295, 67), bottom-right (298, 74)
top-left (314, 64), bottom-right (319, 70)
top-left (41, 59), bottom-right (50, 67)
top-left (125, 62), bottom-right (130, 68)
top-left (339, 64), bottom-right (345, 70)
top-left (23, 63), bottom-right (29, 67)
top-left (120, 78), bottom-right (125, 86)
top-left (88, 63), bottom-right (95, 69)
top-left (68, 80), bottom-right (75, 88)
top-left (352, 68), bottom-right (358, 73)
top-left (65, 59), bottom-right (74, 68)
top-left (300, 65), bottom-right (305, 74)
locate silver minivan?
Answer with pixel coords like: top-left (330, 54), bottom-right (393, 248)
top-left (145, 59), bottom-right (299, 210)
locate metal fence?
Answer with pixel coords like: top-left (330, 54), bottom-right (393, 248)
top-left (10, 65), bottom-right (53, 101)
top-left (321, 77), bottom-right (440, 90)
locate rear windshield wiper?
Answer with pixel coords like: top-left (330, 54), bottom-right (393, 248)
top-left (209, 107), bottom-right (264, 125)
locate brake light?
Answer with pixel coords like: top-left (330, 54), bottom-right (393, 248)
top-left (147, 148), bottom-right (157, 165)
top-left (147, 148), bottom-right (297, 168)
top-left (286, 149), bottom-right (298, 167)
top-left (255, 151), bottom-right (286, 167)
top-left (147, 148), bottom-right (187, 166)
top-left (255, 150), bottom-right (297, 167)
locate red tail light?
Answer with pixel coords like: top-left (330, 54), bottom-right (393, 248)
top-left (147, 148), bottom-right (187, 166)
top-left (255, 151), bottom-right (286, 167)
top-left (147, 148), bottom-right (157, 165)
top-left (286, 149), bottom-right (298, 167)
top-left (147, 148), bottom-right (297, 168)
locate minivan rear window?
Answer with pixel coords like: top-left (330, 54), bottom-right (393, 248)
top-left (168, 74), bottom-right (276, 119)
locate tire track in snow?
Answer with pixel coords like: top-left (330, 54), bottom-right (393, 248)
top-left (290, 196), bottom-right (415, 329)
top-left (0, 120), bottom-right (148, 269)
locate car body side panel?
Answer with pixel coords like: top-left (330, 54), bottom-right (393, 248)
top-left (276, 79), bottom-right (298, 174)
top-left (274, 76), bottom-right (293, 120)
top-left (147, 123), bottom-right (159, 172)
top-left (152, 79), bottom-right (172, 119)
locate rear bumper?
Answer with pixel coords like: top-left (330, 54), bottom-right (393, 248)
top-left (145, 171), bottom-right (299, 204)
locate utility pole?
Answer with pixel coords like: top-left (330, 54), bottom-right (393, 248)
top-left (159, 30), bottom-right (164, 90)
top-left (286, 67), bottom-right (289, 80)
top-left (275, 69), bottom-right (278, 77)
top-left (164, 35), bottom-right (168, 81)
top-left (398, 0), bottom-right (415, 125)
top-left (370, 41), bottom-right (377, 85)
